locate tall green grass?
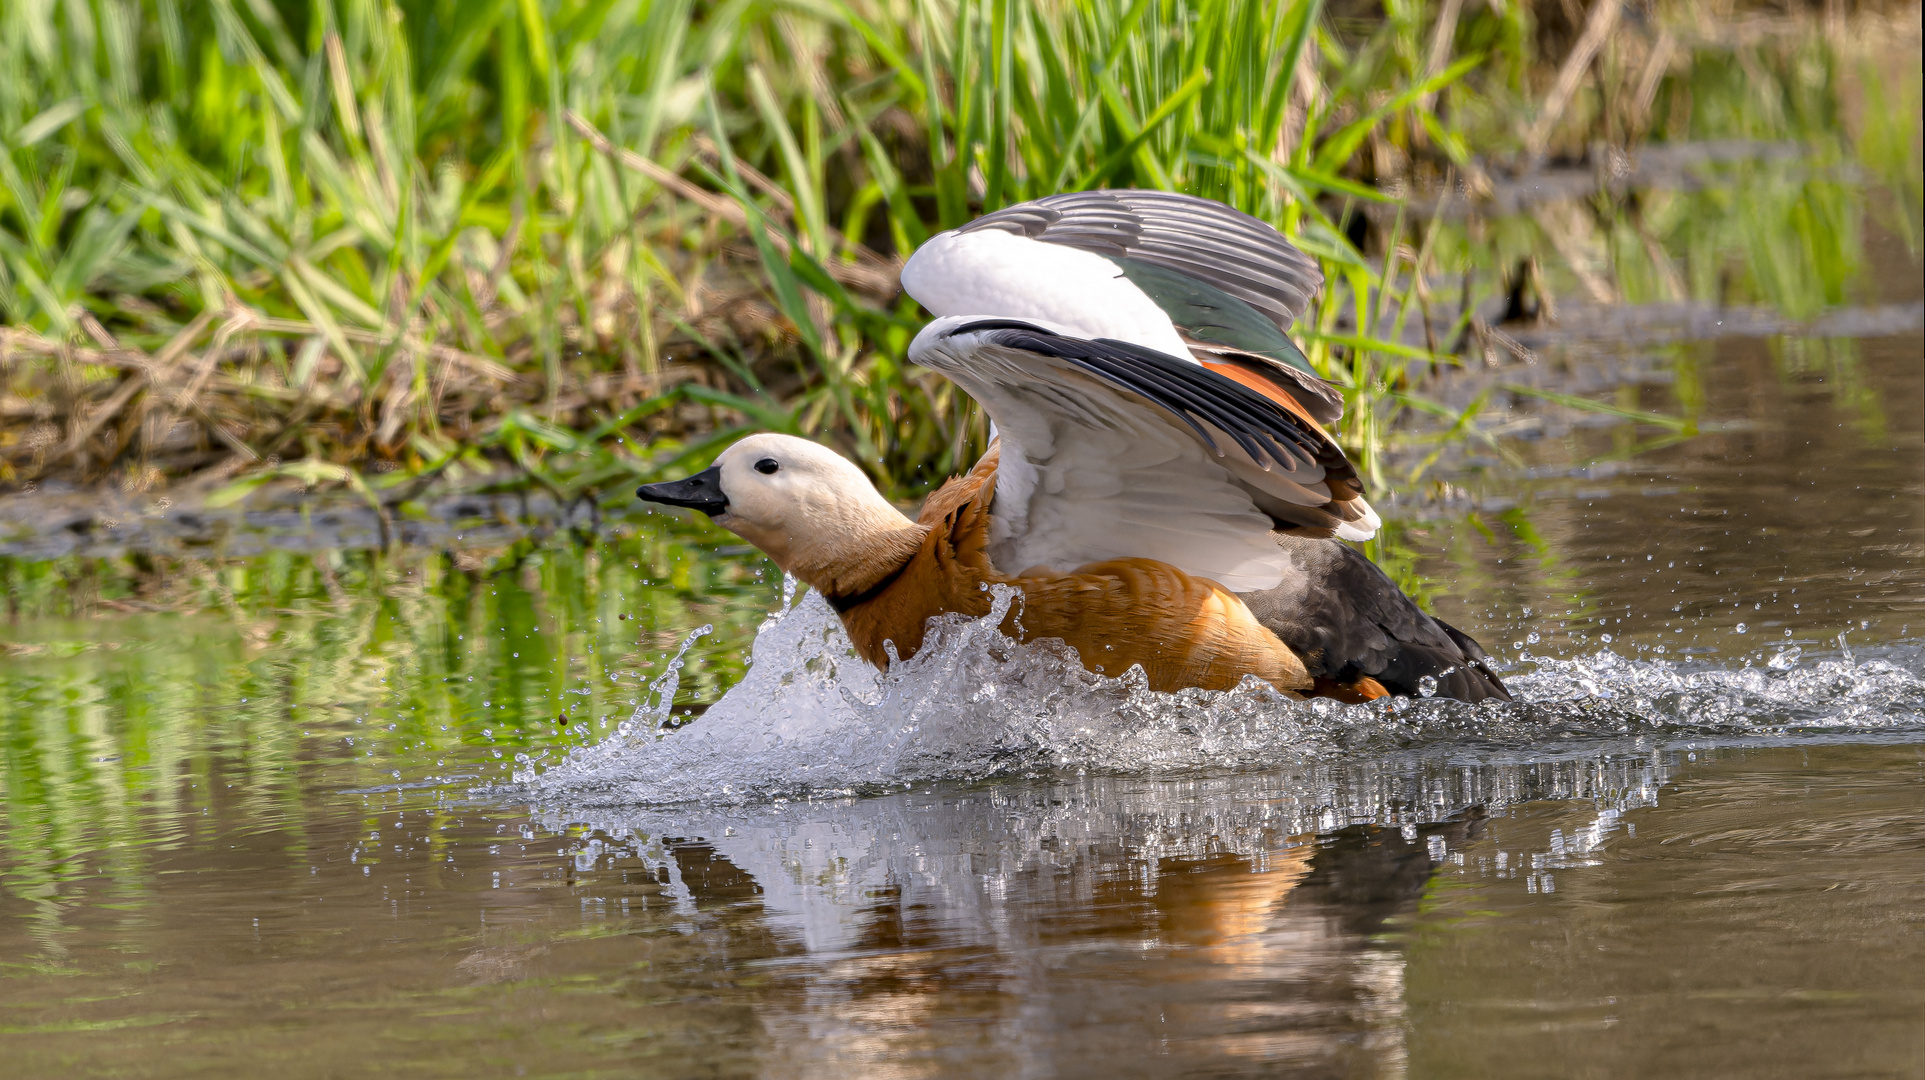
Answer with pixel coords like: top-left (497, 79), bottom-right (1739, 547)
top-left (0, 0), bottom-right (1513, 499)
top-left (0, 0), bottom-right (1914, 507)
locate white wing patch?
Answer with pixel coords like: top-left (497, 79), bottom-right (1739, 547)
top-left (913, 317), bottom-right (1289, 591)
top-left (901, 229), bottom-right (1194, 361)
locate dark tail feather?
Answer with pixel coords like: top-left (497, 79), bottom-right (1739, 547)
top-left (1432, 616), bottom-right (1512, 702)
top-left (1239, 535), bottom-right (1512, 705)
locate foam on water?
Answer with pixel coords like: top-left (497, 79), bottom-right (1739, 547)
top-left (535, 750), bottom-right (1675, 956)
top-left (520, 585), bottom-right (1925, 806)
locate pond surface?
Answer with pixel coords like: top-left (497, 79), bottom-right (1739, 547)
top-left (4, 174), bottom-right (1925, 1080)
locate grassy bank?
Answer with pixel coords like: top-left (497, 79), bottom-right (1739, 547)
top-left (0, 0), bottom-right (1916, 514)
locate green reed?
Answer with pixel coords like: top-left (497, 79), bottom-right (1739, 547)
top-left (0, 0), bottom-right (1914, 510)
top-left (0, 0), bottom-right (1546, 492)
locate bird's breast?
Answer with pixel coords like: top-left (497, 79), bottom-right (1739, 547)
top-left (832, 449), bottom-right (1310, 696)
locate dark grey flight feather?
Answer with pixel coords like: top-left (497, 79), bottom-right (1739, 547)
top-left (957, 190), bottom-right (1325, 343)
top-left (943, 318), bottom-right (1361, 492)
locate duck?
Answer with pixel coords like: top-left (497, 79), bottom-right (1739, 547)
top-left (639, 190), bottom-right (1509, 704)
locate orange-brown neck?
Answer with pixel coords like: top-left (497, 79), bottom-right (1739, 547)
top-left (793, 522), bottom-right (929, 608)
top-left (829, 447), bottom-right (1005, 668)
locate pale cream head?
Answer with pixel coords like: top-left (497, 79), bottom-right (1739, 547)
top-left (708, 434), bottom-right (921, 591)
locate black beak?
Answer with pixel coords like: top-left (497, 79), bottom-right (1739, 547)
top-left (636, 465), bottom-right (729, 516)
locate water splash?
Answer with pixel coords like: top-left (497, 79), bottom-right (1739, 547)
top-left (518, 589), bottom-right (1925, 806)
top-left (637, 622), bottom-right (713, 726)
top-left (537, 748), bottom-right (1678, 955)
top-left (1508, 641), bottom-right (1924, 734)
top-left (511, 623), bottom-right (710, 784)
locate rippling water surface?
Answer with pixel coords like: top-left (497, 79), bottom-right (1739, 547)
top-left (3, 188), bottom-right (1923, 1080)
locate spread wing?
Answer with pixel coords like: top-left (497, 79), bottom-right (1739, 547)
top-left (910, 316), bottom-right (1379, 592)
top-left (957, 189), bottom-right (1324, 343)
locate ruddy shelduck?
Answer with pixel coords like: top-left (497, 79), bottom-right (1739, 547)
top-left (640, 191), bottom-right (1509, 703)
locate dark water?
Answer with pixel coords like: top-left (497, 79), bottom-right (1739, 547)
top-left (5, 133), bottom-right (1925, 1080)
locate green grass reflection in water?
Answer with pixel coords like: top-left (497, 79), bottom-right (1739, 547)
top-left (0, 522), bottom-right (777, 962)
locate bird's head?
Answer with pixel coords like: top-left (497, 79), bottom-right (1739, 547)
top-left (636, 433), bottom-right (919, 591)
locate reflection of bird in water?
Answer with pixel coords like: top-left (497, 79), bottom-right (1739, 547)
top-left (1154, 847), bottom-right (1314, 949)
top-left (639, 805), bottom-right (1489, 1076)
top-left (639, 191), bottom-right (1508, 702)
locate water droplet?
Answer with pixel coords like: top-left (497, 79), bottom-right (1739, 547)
top-left (1526, 632), bottom-right (1541, 645)
top-left (1417, 675), bottom-right (1438, 698)
top-left (1735, 622), bottom-right (1747, 633)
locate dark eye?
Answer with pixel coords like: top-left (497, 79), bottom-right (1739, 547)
top-left (754, 458), bottom-right (780, 475)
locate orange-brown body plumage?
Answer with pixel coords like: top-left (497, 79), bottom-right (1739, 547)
top-left (826, 445), bottom-right (1313, 695)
